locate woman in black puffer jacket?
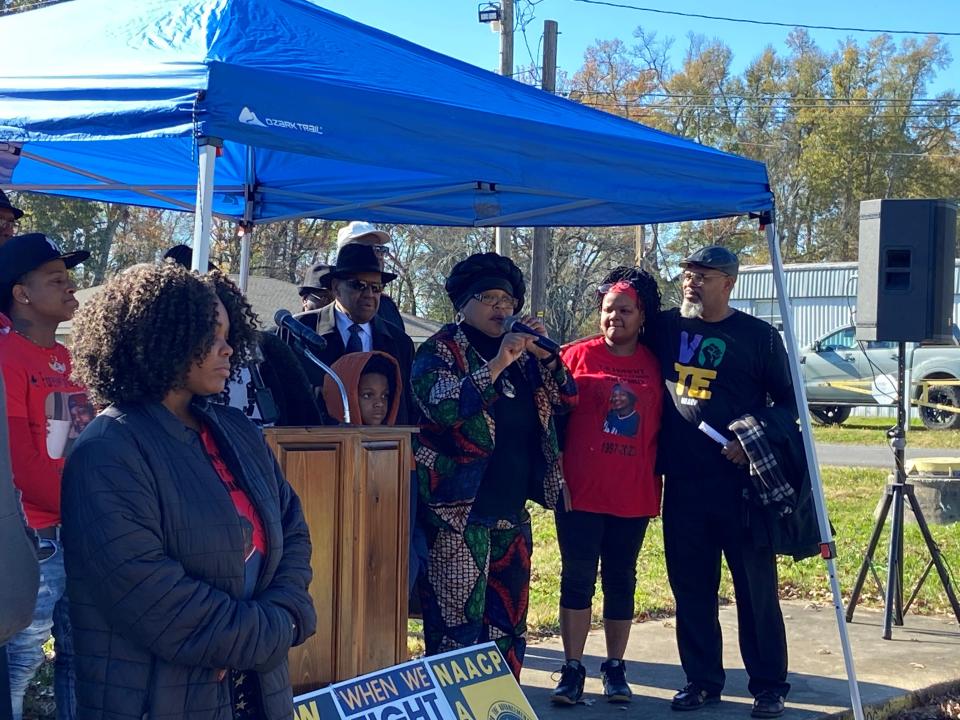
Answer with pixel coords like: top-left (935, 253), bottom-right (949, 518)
top-left (62, 263), bottom-right (316, 720)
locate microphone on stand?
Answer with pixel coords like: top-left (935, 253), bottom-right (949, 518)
top-left (274, 309), bottom-right (327, 351)
top-left (503, 315), bottom-right (560, 355)
top-left (274, 309), bottom-right (351, 424)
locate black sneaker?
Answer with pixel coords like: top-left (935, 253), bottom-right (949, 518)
top-left (671, 683), bottom-right (721, 711)
top-left (551, 660), bottom-right (586, 705)
top-left (600, 659), bottom-right (632, 703)
top-left (751, 690), bottom-right (785, 718)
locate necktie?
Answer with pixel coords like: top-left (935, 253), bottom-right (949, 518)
top-left (346, 323), bottom-right (363, 353)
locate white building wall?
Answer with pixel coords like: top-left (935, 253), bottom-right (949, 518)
top-left (732, 261), bottom-right (960, 347)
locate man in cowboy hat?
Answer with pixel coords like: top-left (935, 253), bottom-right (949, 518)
top-left (335, 221), bottom-right (405, 331)
top-left (289, 243), bottom-right (416, 424)
top-left (0, 190), bottom-right (24, 246)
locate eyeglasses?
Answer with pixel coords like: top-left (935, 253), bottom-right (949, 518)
top-left (307, 291), bottom-right (332, 304)
top-left (598, 281), bottom-right (636, 295)
top-left (681, 270), bottom-right (728, 286)
top-left (370, 245), bottom-right (391, 257)
top-left (473, 292), bottom-right (519, 310)
top-left (0, 218), bottom-right (20, 233)
top-left (344, 279), bottom-right (384, 294)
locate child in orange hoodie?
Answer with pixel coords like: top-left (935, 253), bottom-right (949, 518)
top-left (321, 351), bottom-right (402, 426)
top-left (322, 351), bottom-right (426, 597)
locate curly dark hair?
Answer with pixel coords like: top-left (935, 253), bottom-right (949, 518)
top-left (597, 265), bottom-right (662, 318)
top-left (72, 263), bottom-right (260, 405)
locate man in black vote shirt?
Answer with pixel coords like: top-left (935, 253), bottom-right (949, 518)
top-left (651, 246), bottom-right (795, 719)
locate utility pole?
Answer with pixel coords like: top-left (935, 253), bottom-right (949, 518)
top-left (494, 0), bottom-right (514, 257)
top-left (498, 0), bottom-right (514, 78)
top-left (530, 19), bottom-right (558, 315)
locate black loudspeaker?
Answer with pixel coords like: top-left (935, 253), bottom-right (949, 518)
top-left (856, 198), bottom-right (957, 343)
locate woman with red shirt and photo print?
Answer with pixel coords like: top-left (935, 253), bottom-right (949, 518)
top-left (552, 267), bottom-right (663, 706)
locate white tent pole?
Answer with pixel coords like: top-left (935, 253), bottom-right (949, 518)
top-left (765, 222), bottom-right (865, 720)
top-left (238, 230), bottom-right (252, 293)
top-left (238, 145), bottom-right (255, 293)
top-left (192, 138), bottom-right (221, 272)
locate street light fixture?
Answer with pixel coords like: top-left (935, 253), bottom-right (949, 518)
top-left (477, 2), bottom-right (501, 24)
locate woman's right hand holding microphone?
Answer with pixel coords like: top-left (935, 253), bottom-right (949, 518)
top-left (487, 332), bottom-right (536, 380)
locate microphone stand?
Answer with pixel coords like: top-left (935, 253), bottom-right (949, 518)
top-left (280, 328), bottom-right (351, 425)
top-left (302, 345), bottom-right (351, 424)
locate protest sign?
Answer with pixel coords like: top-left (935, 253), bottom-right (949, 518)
top-left (293, 643), bottom-right (537, 720)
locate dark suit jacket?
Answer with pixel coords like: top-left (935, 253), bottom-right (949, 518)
top-left (378, 294), bottom-right (405, 333)
top-left (293, 304), bottom-right (417, 425)
top-left (257, 332), bottom-right (325, 426)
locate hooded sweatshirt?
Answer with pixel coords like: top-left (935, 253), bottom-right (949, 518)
top-left (322, 351), bottom-right (403, 425)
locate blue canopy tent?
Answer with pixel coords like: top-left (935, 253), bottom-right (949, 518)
top-left (0, 0), bottom-right (773, 244)
top-left (0, 2), bottom-right (862, 715)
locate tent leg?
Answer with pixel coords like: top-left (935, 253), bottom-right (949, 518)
top-left (239, 145), bottom-right (256, 293)
top-left (192, 138), bottom-right (221, 272)
top-left (238, 225), bottom-right (252, 294)
top-left (765, 223), bottom-right (864, 720)
top-left (495, 227), bottom-right (511, 258)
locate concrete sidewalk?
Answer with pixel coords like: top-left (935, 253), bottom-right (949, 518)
top-left (520, 601), bottom-right (960, 720)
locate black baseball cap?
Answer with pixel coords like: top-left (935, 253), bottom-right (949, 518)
top-left (680, 245), bottom-right (739, 277)
top-left (0, 233), bottom-right (89, 290)
top-left (163, 243), bottom-right (217, 272)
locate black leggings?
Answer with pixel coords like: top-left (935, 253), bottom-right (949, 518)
top-left (555, 509), bottom-right (650, 620)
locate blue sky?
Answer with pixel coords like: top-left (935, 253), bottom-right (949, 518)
top-left (322, 1), bottom-right (959, 95)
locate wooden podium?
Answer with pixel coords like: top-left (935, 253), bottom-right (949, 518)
top-left (264, 425), bottom-right (415, 695)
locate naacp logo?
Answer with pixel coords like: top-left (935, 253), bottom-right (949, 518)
top-left (488, 701), bottom-right (531, 720)
top-left (237, 106), bottom-right (323, 135)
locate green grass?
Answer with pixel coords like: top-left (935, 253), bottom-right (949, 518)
top-left (810, 415), bottom-right (960, 448)
top-left (526, 466), bottom-right (960, 637)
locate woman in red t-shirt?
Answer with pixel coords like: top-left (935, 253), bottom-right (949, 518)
top-left (551, 267), bottom-right (663, 706)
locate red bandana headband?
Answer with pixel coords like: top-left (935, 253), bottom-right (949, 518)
top-left (603, 280), bottom-right (639, 305)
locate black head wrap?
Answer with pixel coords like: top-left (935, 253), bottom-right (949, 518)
top-left (445, 252), bottom-right (525, 312)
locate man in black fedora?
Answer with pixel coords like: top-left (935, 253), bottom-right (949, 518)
top-left (290, 244), bottom-right (416, 424)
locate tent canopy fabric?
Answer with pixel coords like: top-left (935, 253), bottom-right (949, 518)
top-left (0, 0), bottom-right (773, 227)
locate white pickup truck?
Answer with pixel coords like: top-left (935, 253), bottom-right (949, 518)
top-left (801, 324), bottom-right (960, 430)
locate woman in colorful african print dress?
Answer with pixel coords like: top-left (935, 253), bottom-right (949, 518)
top-left (411, 252), bottom-right (577, 678)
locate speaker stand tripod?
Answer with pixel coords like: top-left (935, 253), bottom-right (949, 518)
top-left (845, 342), bottom-right (960, 638)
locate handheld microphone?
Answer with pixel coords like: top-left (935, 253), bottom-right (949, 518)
top-left (274, 309), bottom-right (328, 352)
top-left (503, 315), bottom-right (560, 355)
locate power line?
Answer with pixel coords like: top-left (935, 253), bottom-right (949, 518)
top-left (572, 102), bottom-right (960, 117)
top-left (562, 90), bottom-right (959, 105)
top-left (731, 140), bottom-right (959, 158)
top-left (516, 0), bottom-right (546, 83)
top-left (569, 0), bottom-right (960, 37)
top-left (572, 99), bottom-right (960, 120)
